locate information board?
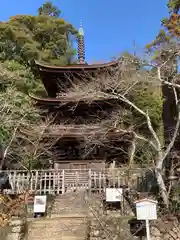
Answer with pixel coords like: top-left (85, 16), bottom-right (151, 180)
top-left (105, 188), bottom-right (123, 202)
top-left (33, 195), bottom-right (47, 213)
top-left (135, 199), bottom-right (157, 220)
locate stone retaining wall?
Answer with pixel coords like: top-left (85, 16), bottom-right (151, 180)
top-left (150, 217), bottom-right (180, 240)
top-left (4, 219), bottom-right (22, 240)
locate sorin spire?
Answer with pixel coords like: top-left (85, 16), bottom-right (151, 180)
top-left (77, 21), bottom-right (85, 64)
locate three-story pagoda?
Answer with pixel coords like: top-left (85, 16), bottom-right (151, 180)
top-left (29, 23), bottom-right (133, 170)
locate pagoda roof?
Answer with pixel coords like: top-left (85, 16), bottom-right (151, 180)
top-left (35, 60), bottom-right (119, 97)
top-left (29, 94), bottom-right (116, 105)
top-left (20, 124), bottom-right (133, 141)
top-left (35, 60), bottom-right (119, 73)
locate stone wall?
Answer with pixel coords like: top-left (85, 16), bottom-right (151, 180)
top-left (150, 217), bottom-right (180, 240)
top-left (5, 219), bottom-right (22, 240)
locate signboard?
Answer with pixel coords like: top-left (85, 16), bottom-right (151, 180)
top-left (105, 188), bottom-right (123, 202)
top-left (135, 199), bottom-right (157, 220)
top-left (33, 195), bottom-right (47, 213)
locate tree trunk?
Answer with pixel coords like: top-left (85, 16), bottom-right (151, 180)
top-left (155, 168), bottom-right (169, 207)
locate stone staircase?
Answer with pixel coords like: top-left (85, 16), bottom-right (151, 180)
top-left (27, 190), bottom-right (89, 240)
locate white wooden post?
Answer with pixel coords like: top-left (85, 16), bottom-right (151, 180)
top-left (35, 171), bottom-right (38, 194)
top-left (53, 171), bottom-right (56, 195)
top-left (99, 172), bottom-right (102, 193)
top-left (13, 171), bottom-right (16, 193)
top-left (39, 172), bottom-right (42, 195)
top-left (22, 172), bottom-right (25, 192)
top-left (88, 169), bottom-right (91, 192)
top-left (62, 170), bottom-right (65, 194)
top-left (103, 173), bottom-right (106, 191)
top-left (76, 171), bottom-right (78, 189)
top-left (146, 220), bottom-right (150, 240)
top-left (57, 171), bottom-right (60, 194)
top-left (48, 172), bottom-right (51, 194)
top-left (94, 172), bottom-right (96, 189)
top-left (8, 172), bottom-right (13, 193)
top-left (44, 172), bottom-right (47, 194)
top-left (17, 173), bottom-right (21, 194)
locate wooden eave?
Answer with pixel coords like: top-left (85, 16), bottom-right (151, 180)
top-left (35, 60), bottom-right (119, 73)
top-left (29, 94), bottom-right (117, 105)
top-left (35, 60), bottom-right (119, 98)
top-left (20, 124), bottom-right (133, 141)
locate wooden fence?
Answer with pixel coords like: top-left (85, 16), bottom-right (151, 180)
top-left (0, 168), bottom-right (154, 195)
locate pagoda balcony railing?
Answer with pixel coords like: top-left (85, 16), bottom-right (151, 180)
top-left (0, 167), bottom-right (153, 195)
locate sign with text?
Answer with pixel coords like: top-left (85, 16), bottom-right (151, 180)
top-left (105, 188), bottom-right (123, 202)
top-left (33, 195), bottom-right (47, 213)
top-left (135, 199), bottom-right (157, 220)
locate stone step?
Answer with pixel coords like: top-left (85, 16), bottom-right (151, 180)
top-left (51, 190), bottom-right (88, 215)
top-left (51, 208), bottom-right (87, 214)
top-left (27, 237), bottom-right (84, 240)
top-left (27, 217), bottom-right (87, 240)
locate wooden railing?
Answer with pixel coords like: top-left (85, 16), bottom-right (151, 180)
top-left (0, 168), bottom-right (154, 195)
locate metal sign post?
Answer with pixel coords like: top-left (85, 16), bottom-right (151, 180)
top-left (135, 198), bottom-right (157, 240)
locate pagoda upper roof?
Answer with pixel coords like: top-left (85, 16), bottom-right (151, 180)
top-left (35, 60), bottom-right (119, 97)
top-left (35, 60), bottom-right (119, 73)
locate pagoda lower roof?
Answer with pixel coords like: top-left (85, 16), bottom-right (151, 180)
top-left (35, 60), bottom-right (119, 73)
top-left (20, 124), bottom-right (133, 140)
top-left (29, 94), bottom-right (116, 105)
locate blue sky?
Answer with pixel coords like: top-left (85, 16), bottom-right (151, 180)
top-left (1, 0), bottom-right (168, 63)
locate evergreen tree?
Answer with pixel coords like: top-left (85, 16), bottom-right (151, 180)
top-left (0, 2), bottom-right (77, 68)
